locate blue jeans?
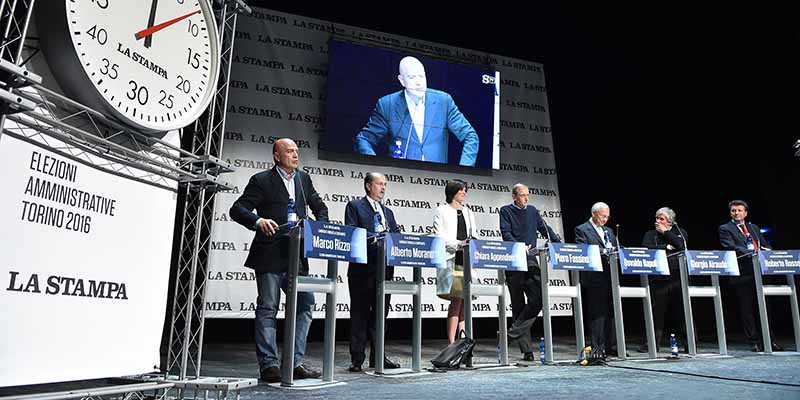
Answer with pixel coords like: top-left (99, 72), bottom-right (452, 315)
top-left (255, 271), bottom-right (315, 370)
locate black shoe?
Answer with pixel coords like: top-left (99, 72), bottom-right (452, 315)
top-left (772, 342), bottom-right (784, 352)
top-left (259, 366), bottom-right (281, 383)
top-left (522, 352), bottom-right (535, 361)
top-left (635, 345), bottom-right (649, 353)
top-left (369, 356), bottom-right (401, 369)
top-left (347, 364), bottom-right (363, 373)
top-left (293, 364), bottom-right (321, 379)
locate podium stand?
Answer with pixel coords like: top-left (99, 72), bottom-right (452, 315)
top-left (541, 244), bottom-right (596, 363)
top-left (463, 239), bottom-right (528, 368)
top-left (678, 251), bottom-right (735, 356)
top-left (751, 250), bottom-right (800, 354)
top-left (371, 233), bottom-right (444, 377)
top-left (279, 220), bottom-right (367, 389)
top-left (609, 250), bottom-right (661, 360)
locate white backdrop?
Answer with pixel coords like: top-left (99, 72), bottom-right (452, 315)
top-left (207, 8), bottom-right (571, 319)
top-left (0, 134), bottom-right (176, 386)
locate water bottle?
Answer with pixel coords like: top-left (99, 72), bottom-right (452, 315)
top-left (287, 198), bottom-right (298, 228)
top-left (670, 334), bottom-right (679, 358)
top-left (392, 140), bottom-right (403, 158)
top-left (539, 337), bottom-right (546, 365)
top-left (373, 211), bottom-right (383, 234)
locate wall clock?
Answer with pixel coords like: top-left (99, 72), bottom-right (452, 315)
top-left (36, 0), bottom-right (221, 133)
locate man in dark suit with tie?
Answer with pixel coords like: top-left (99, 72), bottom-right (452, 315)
top-left (229, 138), bottom-right (329, 383)
top-left (344, 172), bottom-right (402, 372)
top-left (718, 199), bottom-right (782, 352)
top-left (574, 202), bottom-right (618, 357)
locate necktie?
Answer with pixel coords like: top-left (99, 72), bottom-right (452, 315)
top-left (740, 223), bottom-right (758, 252)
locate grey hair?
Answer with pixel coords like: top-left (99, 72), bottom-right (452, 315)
top-left (591, 202), bottom-right (610, 214)
top-left (655, 207), bottom-right (676, 223)
top-left (512, 183), bottom-right (528, 196)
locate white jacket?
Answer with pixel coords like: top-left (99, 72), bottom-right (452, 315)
top-left (432, 203), bottom-right (477, 261)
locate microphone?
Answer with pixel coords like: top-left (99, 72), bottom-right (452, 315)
top-left (614, 223), bottom-right (622, 250)
top-left (294, 170), bottom-right (312, 221)
top-left (671, 221), bottom-right (688, 251)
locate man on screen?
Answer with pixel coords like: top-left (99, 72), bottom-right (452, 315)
top-left (354, 56), bottom-right (480, 166)
top-left (229, 138), bottom-right (329, 383)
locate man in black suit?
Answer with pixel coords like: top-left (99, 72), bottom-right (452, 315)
top-left (638, 207), bottom-right (688, 353)
top-left (229, 138), bottom-right (329, 383)
top-left (344, 172), bottom-right (402, 372)
top-left (575, 202), bottom-right (618, 357)
top-left (718, 199), bottom-right (782, 352)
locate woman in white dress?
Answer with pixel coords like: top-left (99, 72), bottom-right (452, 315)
top-left (433, 179), bottom-right (476, 343)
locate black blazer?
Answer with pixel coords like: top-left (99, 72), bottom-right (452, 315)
top-left (575, 221), bottom-right (617, 287)
top-left (719, 220), bottom-right (770, 278)
top-left (344, 197), bottom-right (400, 277)
top-left (642, 226), bottom-right (688, 280)
top-left (230, 166), bottom-right (328, 274)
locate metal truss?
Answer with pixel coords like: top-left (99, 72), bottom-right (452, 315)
top-left (165, 0), bottom-right (249, 381)
top-left (0, 383), bottom-right (175, 400)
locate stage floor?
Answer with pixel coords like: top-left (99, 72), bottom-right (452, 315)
top-left (200, 337), bottom-right (800, 399)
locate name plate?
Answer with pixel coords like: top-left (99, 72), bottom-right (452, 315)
top-left (759, 250), bottom-right (800, 275)
top-left (685, 250), bottom-right (739, 276)
top-left (549, 243), bottom-right (602, 272)
top-left (618, 248), bottom-right (669, 275)
top-left (385, 233), bottom-right (446, 268)
top-left (303, 219), bottom-right (367, 263)
top-left (468, 239), bottom-right (527, 271)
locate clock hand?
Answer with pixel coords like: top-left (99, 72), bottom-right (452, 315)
top-left (135, 9), bottom-right (200, 41)
top-left (144, 0), bottom-right (158, 48)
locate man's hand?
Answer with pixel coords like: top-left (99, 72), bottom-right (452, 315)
top-left (526, 244), bottom-right (533, 255)
top-left (655, 221), bottom-right (671, 234)
top-left (257, 218), bottom-right (280, 237)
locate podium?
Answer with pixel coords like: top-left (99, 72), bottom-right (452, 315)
top-left (462, 239), bottom-right (527, 368)
top-left (609, 248), bottom-right (666, 360)
top-left (540, 243), bottom-right (602, 363)
top-left (371, 233), bottom-right (445, 376)
top-left (678, 250), bottom-right (737, 356)
top-left (751, 250), bottom-right (800, 353)
top-left (280, 219), bottom-right (367, 388)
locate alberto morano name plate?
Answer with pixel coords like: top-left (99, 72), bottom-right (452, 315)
top-left (385, 233), bottom-right (446, 268)
top-left (759, 250), bottom-right (800, 275)
top-left (619, 248), bottom-right (669, 275)
top-left (685, 250), bottom-right (739, 276)
top-left (549, 243), bottom-right (603, 272)
top-left (468, 239), bottom-right (527, 271)
top-left (303, 220), bottom-right (367, 263)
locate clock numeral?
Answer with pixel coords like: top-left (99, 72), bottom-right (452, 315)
top-left (176, 75), bottom-right (192, 94)
top-left (92, 0), bottom-right (109, 9)
top-left (159, 90), bottom-right (175, 109)
top-left (86, 25), bottom-right (108, 45)
top-left (100, 58), bottom-right (119, 79)
top-left (127, 80), bottom-right (149, 106)
top-left (187, 48), bottom-right (201, 69)
top-left (187, 19), bottom-right (199, 37)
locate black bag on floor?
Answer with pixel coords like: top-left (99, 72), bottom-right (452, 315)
top-left (430, 330), bottom-right (476, 369)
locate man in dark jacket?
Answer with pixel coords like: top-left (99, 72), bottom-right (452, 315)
top-left (637, 207), bottom-right (688, 353)
top-left (575, 202), bottom-right (618, 356)
top-left (344, 172), bottom-right (401, 372)
top-left (499, 183), bottom-right (561, 361)
top-left (230, 138), bottom-right (328, 382)
top-left (719, 199), bottom-right (781, 352)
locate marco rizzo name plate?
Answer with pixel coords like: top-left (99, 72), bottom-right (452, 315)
top-left (303, 219), bottom-right (367, 263)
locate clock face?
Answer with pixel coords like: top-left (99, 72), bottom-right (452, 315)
top-left (44, 0), bottom-right (220, 132)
